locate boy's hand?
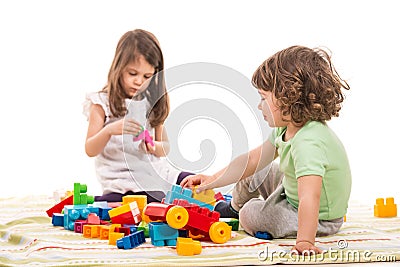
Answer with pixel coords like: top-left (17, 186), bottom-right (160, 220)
top-left (291, 241), bottom-right (322, 255)
top-left (180, 174), bottom-right (216, 192)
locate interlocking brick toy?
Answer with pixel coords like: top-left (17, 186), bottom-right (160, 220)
top-left (144, 199), bottom-right (231, 244)
top-left (133, 126), bottom-right (154, 146)
top-left (63, 205), bottom-right (99, 230)
top-left (116, 230), bottom-right (145, 249)
top-left (51, 213), bottom-right (64, 227)
top-left (192, 186), bottom-right (216, 206)
top-left (46, 195), bottom-right (73, 217)
top-left (73, 182), bottom-right (94, 205)
top-left (374, 197), bottom-right (397, 217)
top-left (149, 222), bottom-right (179, 246)
top-left (176, 237), bottom-right (202, 256)
top-left (255, 231), bottom-right (272, 240)
top-left (164, 184), bottom-right (214, 211)
top-left (108, 201), bottom-right (142, 225)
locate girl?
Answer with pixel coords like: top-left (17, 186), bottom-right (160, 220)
top-left (84, 29), bottom-right (192, 203)
top-left (181, 45), bottom-right (352, 254)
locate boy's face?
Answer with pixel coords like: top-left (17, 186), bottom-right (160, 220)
top-left (121, 55), bottom-right (155, 98)
top-left (258, 89), bottom-right (287, 127)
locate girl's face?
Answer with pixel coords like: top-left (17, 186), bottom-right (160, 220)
top-left (258, 89), bottom-right (288, 128)
top-left (122, 55), bottom-right (155, 98)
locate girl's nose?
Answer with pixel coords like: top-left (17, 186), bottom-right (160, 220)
top-left (134, 76), bottom-right (143, 86)
top-left (258, 101), bottom-right (262, 110)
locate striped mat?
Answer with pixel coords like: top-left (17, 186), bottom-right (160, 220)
top-left (0, 196), bottom-right (399, 266)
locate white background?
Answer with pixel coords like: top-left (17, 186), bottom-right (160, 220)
top-left (0, 0), bottom-right (399, 205)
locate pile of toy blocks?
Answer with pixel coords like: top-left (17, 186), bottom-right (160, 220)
top-left (46, 183), bottom-right (238, 256)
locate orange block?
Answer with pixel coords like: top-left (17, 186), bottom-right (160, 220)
top-left (374, 197), bottom-right (397, 217)
top-left (176, 237), bottom-right (202, 256)
top-left (83, 225), bottom-right (100, 238)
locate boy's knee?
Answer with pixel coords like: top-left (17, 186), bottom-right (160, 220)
top-left (238, 199), bottom-right (261, 236)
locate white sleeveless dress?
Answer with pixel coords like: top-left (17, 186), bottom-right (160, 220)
top-left (83, 92), bottom-right (180, 194)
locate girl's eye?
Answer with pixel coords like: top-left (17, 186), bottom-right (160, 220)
top-left (129, 72), bottom-right (137, 76)
top-left (144, 76), bottom-right (152, 79)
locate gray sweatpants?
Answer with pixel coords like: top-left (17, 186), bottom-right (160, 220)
top-left (231, 162), bottom-right (343, 238)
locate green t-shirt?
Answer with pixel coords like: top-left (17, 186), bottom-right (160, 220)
top-left (268, 121), bottom-right (352, 220)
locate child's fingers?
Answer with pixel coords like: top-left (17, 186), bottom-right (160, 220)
top-left (195, 183), bottom-right (210, 193)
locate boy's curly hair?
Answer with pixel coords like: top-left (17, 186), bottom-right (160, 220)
top-left (252, 45), bottom-right (350, 125)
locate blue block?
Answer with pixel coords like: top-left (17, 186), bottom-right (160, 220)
top-left (149, 222), bottom-right (178, 246)
top-left (255, 231), bottom-right (273, 240)
top-left (98, 207), bottom-right (111, 220)
top-left (52, 213), bottom-right (64, 226)
top-left (117, 230), bottom-right (145, 249)
top-left (63, 205), bottom-right (100, 231)
top-left (164, 185), bottom-right (214, 211)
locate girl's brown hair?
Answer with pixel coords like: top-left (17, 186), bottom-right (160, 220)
top-left (252, 45), bottom-right (350, 125)
top-left (102, 29), bottom-right (169, 127)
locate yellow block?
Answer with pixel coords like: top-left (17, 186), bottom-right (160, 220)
top-left (176, 237), bottom-right (202, 256)
top-left (192, 186), bottom-right (216, 206)
top-left (122, 195), bottom-right (147, 210)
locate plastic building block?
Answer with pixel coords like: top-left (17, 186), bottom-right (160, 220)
top-left (109, 232), bottom-right (125, 245)
top-left (116, 230), bottom-right (145, 249)
top-left (74, 220), bottom-right (87, 233)
top-left (176, 237), bottom-right (202, 256)
top-left (83, 225), bottom-right (101, 238)
top-left (214, 192), bottom-right (225, 202)
top-left (63, 205), bottom-right (99, 231)
top-left (115, 226), bottom-right (131, 236)
top-left (51, 213), bottom-right (64, 226)
top-left (137, 221), bottom-right (150, 238)
top-left (225, 218), bottom-right (239, 231)
top-left (192, 186), bottom-right (216, 206)
top-left (122, 224), bottom-right (137, 234)
top-left (109, 201), bottom-right (142, 225)
top-left (374, 197), bottom-right (397, 217)
top-left (144, 199), bottom-right (231, 244)
top-left (255, 231), bottom-right (273, 240)
top-left (133, 127), bottom-right (154, 146)
top-left (122, 195), bottom-right (149, 222)
top-left (223, 194), bottom-right (232, 202)
top-left (174, 199), bottom-right (231, 244)
top-left (99, 225), bottom-right (111, 240)
top-left (87, 213), bottom-right (100, 225)
top-left (122, 195), bottom-right (147, 208)
top-left (149, 222), bottom-right (179, 246)
top-left (46, 195), bottom-right (73, 217)
top-left (165, 184), bottom-right (214, 211)
top-left (144, 202), bottom-right (189, 229)
top-left (73, 183), bottom-right (94, 205)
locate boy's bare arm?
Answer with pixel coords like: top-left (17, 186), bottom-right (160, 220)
top-left (195, 140), bottom-right (276, 191)
top-left (295, 175), bottom-right (323, 254)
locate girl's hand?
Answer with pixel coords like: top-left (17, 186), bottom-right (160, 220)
top-left (139, 139), bottom-right (156, 154)
top-left (291, 241), bottom-right (322, 255)
top-left (180, 174), bottom-right (216, 192)
top-left (105, 118), bottom-right (142, 136)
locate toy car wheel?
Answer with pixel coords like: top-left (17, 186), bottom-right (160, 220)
top-left (166, 206), bottom-right (189, 229)
top-left (209, 221), bottom-right (231, 244)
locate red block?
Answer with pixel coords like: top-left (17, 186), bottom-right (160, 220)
top-left (46, 195), bottom-right (73, 217)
